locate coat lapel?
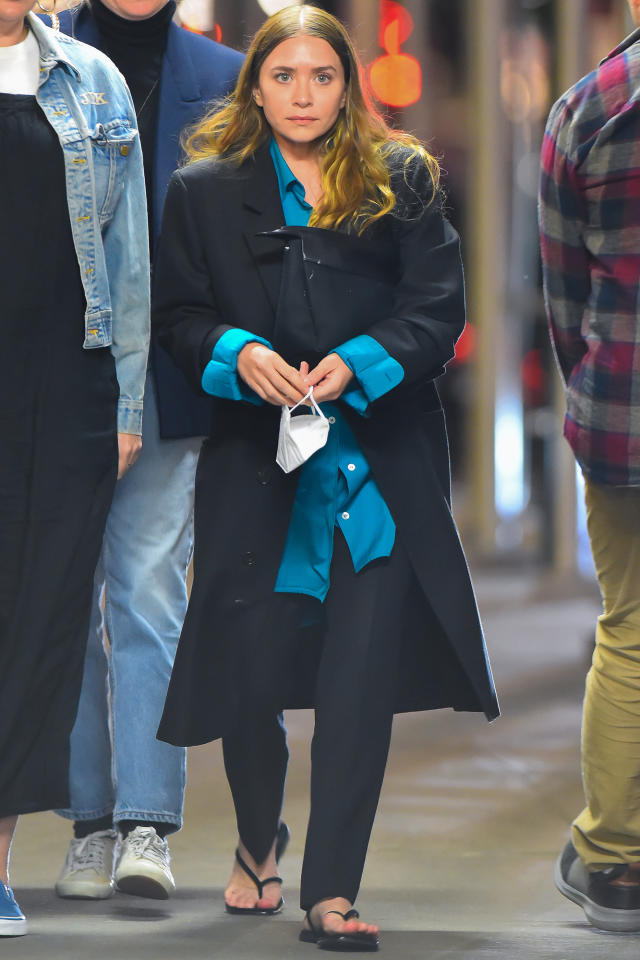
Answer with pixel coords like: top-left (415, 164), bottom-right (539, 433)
top-left (241, 143), bottom-right (287, 317)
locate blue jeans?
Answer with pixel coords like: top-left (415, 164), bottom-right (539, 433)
top-left (56, 375), bottom-right (202, 831)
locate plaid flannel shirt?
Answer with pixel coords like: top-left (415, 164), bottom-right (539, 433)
top-left (539, 28), bottom-right (640, 486)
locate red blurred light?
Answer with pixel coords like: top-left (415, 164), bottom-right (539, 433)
top-left (451, 322), bottom-right (475, 366)
top-left (367, 1), bottom-right (421, 108)
top-left (378, 0), bottom-right (413, 47)
top-left (521, 349), bottom-right (546, 406)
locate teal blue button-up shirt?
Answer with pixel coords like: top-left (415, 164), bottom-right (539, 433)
top-left (200, 139), bottom-right (404, 600)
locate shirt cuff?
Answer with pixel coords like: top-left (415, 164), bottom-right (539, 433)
top-left (201, 328), bottom-right (273, 404)
top-left (117, 398), bottom-right (143, 435)
top-left (334, 335), bottom-right (404, 415)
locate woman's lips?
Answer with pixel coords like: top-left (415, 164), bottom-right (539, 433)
top-left (288, 117), bottom-right (317, 124)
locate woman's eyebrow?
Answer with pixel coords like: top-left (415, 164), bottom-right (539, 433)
top-left (269, 65), bottom-right (337, 73)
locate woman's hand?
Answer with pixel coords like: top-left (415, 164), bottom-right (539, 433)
top-left (237, 343), bottom-right (308, 406)
top-left (117, 433), bottom-right (142, 479)
top-left (305, 353), bottom-right (354, 403)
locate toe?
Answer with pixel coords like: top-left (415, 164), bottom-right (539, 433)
top-left (225, 886), bottom-right (258, 910)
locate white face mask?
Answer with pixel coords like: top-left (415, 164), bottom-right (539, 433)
top-left (276, 387), bottom-right (330, 474)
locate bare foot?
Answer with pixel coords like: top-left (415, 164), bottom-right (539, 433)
top-left (304, 897), bottom-right (379, 938)
top-left (224, 837), bottom-right (282, 912)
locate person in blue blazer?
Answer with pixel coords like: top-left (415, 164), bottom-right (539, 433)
top-left (49, 0), bottom-right (243, 901)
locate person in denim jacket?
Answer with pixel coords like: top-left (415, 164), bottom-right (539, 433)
top-left (0, 6), bottom-right (149, 937)
top-left (48, 0), bottom-right (241, 904)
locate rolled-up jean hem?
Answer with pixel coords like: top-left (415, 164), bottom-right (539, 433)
top-left (54, 804), bottom-right (114, 821)
top-left (113, 809), bottom-right (182, 834)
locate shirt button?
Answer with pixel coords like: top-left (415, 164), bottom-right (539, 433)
top-left (347, 463), bottom-right (356, 471)
top-left (342, 511), bottom-right (350, 520)
top-left (328, 416), bottom-right (336, 424)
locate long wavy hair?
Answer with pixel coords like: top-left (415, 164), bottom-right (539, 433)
top-left (183, 5), bottom-right (439, 233)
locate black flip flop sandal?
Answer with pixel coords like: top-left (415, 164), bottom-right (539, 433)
top-left (299, 908), bottom-right (380, 951)
top-left (225, 822), bottom-right (290, 916)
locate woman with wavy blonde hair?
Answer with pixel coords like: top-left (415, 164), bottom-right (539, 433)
top-left (153, 4), bottom-right (497, 952)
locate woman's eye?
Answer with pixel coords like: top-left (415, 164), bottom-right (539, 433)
top-left (316, 74), bottom-right (330, 84)
top-left (276, 72), bottom-right (291, 82)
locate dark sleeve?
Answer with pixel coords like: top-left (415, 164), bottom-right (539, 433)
top-left (365, 159), bottom-right (466, 388)
top-left (152, 169), bottom-right (233, 395)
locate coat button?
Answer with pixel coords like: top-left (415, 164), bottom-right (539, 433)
top-left (242, 551), bottom-right (257, 567)
top-left (233, 598), bottom-right (246, 609)
top-left (256, 468), bottom-right (271, 485)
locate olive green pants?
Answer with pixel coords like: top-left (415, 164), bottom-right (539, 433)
top-left (572, 480), bottom-right (640, 869)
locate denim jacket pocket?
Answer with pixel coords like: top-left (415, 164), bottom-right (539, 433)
top-left (89, 120), bottom-right (138, 225)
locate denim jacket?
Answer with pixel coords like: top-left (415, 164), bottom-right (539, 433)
top-left (29, 13), bottom-right (150, 434)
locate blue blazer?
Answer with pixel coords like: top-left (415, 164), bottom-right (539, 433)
top-left (57, 5), bottom-right (244, 438)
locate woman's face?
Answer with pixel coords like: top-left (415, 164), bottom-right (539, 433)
top-left (254, 34), bottom-right (347, 151)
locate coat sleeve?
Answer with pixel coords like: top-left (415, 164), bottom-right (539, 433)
top-left (364, 159), bottom-right (466, 390)
top-left (152, 169), bottom-right (233, 395)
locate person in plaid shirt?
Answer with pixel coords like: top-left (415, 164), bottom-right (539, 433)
top-left (539, 0), bottom-right (640, 933)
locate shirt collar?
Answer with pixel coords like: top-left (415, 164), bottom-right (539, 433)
top-left (600, 26), bottom-right (640, 65)
top-left (269, 137), bottom-right (311, 208)
top-left (27, 11), bottom-right (82, 81)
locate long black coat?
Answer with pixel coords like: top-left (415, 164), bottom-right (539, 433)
top-left (153, 143), bottom-right (499, 745)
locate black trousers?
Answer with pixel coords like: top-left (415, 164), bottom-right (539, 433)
top-left (222, 531), bottom-right (418, 910)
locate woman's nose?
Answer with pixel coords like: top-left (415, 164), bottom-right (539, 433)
top-left (293, 80), bottom-right (312, 106)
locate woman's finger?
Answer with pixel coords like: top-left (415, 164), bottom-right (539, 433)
top-left (273, 356), bottom-right (307, 397)
top-left (255, 372), bottom-right (296, 406)
top-left (270, 368), bottom-right (307, 403)
top-left (305, 357), bottom-right (332, 386)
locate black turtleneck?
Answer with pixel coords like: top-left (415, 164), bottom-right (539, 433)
top-left (91, 0), bottom-right (176, 248)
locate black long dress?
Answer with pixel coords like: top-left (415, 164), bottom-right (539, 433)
top-left (0, 93), bottom-right (119, 817)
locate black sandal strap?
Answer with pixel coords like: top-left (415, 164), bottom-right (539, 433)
top-left (275, 822), bottom-right (290, 863)
top-left (325, 908), bottom-right (360, 922)
top-left (234, 849), bottom-right (261, 890)
top-left (258, 875), bottom-right (283, 887)
top-left (234, 850), bottom-right (282, 898)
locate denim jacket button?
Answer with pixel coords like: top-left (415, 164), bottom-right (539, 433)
top-left (120, 144), bottom-right (130, 157)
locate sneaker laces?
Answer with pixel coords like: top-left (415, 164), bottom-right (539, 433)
top-left (68, 830), bottom-right (114, 872)
top-left (126, 828), bottom-right (170, 867)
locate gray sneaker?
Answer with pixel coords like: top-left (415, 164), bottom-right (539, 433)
top-left (114, 826), bottom-right (175, 899)
top-left (55, 830), bottom-right (118, 899)
top-left (555, 840), bottom-right (640, 932)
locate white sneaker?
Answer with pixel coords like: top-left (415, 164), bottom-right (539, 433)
top-left (55, 830), bottom-right (118, 899)
top-left (114, 826), bottom-right (175, 900)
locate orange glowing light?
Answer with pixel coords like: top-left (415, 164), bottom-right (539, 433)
top-left (368, 0), bottom-right (421, 108)
top-left (180, 22), bottom-right (221, 42)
